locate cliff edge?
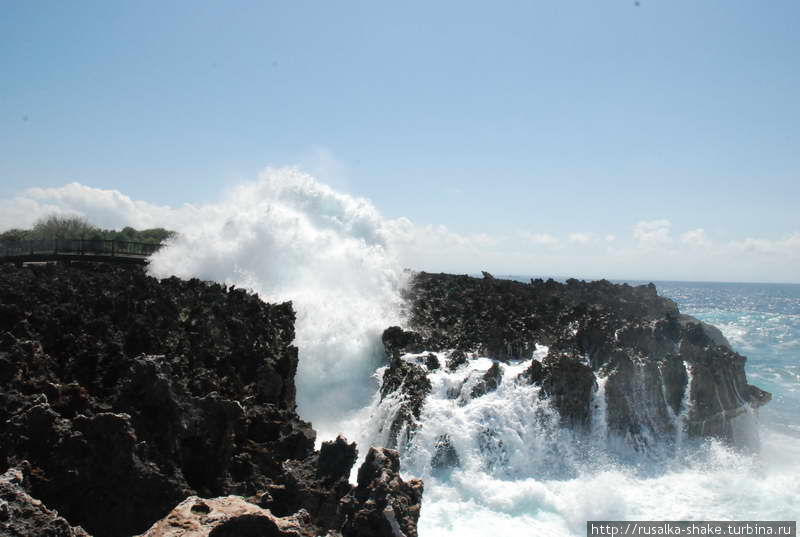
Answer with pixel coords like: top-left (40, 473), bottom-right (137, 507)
top-left (379, 272), bottom-right (770, 454)
top-left (0, 263), bottom-right (422, 537)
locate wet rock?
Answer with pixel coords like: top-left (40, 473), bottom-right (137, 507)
top-left (445, 349), bottom-right (467, 371)
top-left (430, 435), bottom-right (460, 471)
top-left (379, 356), bottom-right (431, 449)
top-left (424, 353), bottom-right (440, 371)
top-left (381, 326), bottom-right (421, 357)
top-left (745, 384), bottom-right (771, 407)
top-left (389, 271), bottom-right (769, 448)
top-left (539, 352), bottom-right (596, 428)
top-left (470, 362), bottom-right (503, 398)
top-left (678, 314), bottom-right (732, 349)
top-left (517, 359), bottom-right (544, 385)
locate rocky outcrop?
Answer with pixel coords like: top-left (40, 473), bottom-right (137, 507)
top-left (136, 496), bottom-right (316, 537)
top-left (342, 447), bottom-right (424, 537)
top-left (470, 362), bottom-right (503, 399)
top-left (0, 463), bottom-right (90, 537)
top-left (379, 272), bottom-right (770, 450)
top-left (0, 263), bottom-right (422, 537)
top-left (538, 352), bottom-right (596, 428)
top-left (378, 356), bottom-right (431, 449)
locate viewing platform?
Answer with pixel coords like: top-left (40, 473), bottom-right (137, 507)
top-left (0, 238), bottom-right (163, 266)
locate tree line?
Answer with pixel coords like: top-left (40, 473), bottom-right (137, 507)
top-left (0, 215), bottom-right (175, 245)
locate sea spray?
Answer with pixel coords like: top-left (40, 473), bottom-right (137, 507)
top-left (143, 174), bottom-right (800, 536)
top-left (148, 168), bottom-right (406, 441)
top-left (362, 349), bottom-right (800, 536)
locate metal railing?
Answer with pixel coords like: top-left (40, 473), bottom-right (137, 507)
top-left (0, 239), bottom-right (163, 260)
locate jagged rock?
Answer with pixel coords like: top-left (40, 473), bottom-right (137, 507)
top-left (379, 356), bottom-right (431, 449)
top-left (0, 263), bottom-right (424, 537)
top-left (0, 463), bottom-right (90, 537)
top-left (470, 362), bottom-right (503, 398)
top-left (424, 353), bottom-right (440, 370)
top-left (342, 447), bottom-right (424, 537)
top-left (678, 314), bottom-right (731, 349)
top-left (539, 352), bottom-right (596, 427)
top-left (136, 496), bottom-right (316, 537)
top-left (745, 384), bottom-right (771, 407)
top-left (318, 435), bottom-right (358, 482)
top-left (262, 436), bottom-right (356, 529)
top-left (445, 349), bottom-right (467, 371)
top-left (387, 271), bottom-right (769, 448)
top-left (381, 327), bottom-right (421, 358)
top-left (517, 359), bottom-right (544, 385)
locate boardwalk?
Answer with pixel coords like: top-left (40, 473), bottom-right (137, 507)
top-left (0, 238), bottom-right (163, 266)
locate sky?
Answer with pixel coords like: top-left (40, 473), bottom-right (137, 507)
top-left (1, 0), bottom-right (799, 283)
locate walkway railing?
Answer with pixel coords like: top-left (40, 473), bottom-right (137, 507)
top-left (0, 238), bottom-right (163, 264)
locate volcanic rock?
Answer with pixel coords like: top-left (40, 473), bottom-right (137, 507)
top-left (378, 355), bottom-right (431, 449)
top-left (0, 262), bottom-right (423, 537)
top-left (136, 496), bottom-right (316, 537)
top-left (430, 435), bottom-right (460, 471)
top-left (0, 463), bottom-right (90, 537)
top-left (341, 447), bottom-right (424, 537)
top-left (470, 362), bottom-right (503, 399)
top-left (380, 271), bottom-right (770, 449)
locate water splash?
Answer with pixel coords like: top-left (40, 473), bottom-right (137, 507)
top-left (148, 168), bottom-right (405, 440)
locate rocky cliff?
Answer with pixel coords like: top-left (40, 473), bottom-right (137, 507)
top-left (379, 272), bottom-right (770, 454)
top-left (0, 263), bottom-right (422, 537)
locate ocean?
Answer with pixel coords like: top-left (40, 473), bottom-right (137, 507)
top-left (146, 171), bottom-right (799, 537)
top-left (377, 280), bottom-right (800, 537)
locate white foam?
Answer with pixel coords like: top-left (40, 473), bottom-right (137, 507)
top-left (147, 168), bottom-right (405, 441)
top-left (142, 175), bottom-right (799, 534)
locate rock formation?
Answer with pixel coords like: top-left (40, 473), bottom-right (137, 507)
top-left (0, 262), bottom-right (422, 537)
top-left (136, 496), bottom-right (317, 537)
top-left (378, 272), bottom-right (770, 451)
top-left (0, 463), bottom-right (90, 537)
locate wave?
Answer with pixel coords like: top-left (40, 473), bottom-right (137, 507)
top-left (145, 173), bottom-right (800, 536)
top-left (148, 168), bottom-right (405, 440)
top-left (356, 352), bottom-right (799, 536)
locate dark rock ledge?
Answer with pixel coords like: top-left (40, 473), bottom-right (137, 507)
top-left (0, 263), bottom-right (422, 537)
top-left (379, 272), bottom-right (771, 452)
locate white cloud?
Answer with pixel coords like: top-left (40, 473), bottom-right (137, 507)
top-left (0, 197), bottom-right (81, 231)
top-left (2, 177), bottom-right (799, 283)
top-left (387, 222), bottom-right (500, 257)
top-left (568, 232), bottom-right (593, 244)
top-left (18, 182), bottom-right (195, 230)
top-left (633, 219), bottom-right (672, 249)
top-left (729, 233), bottom-right (800, 257)
top-left (680, 228), bottom-right (711, 247)
top-left (521, 232), bottom-right (560, 247)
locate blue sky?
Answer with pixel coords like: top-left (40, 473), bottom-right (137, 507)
top-left (2, 1), bottom-right (799, 282)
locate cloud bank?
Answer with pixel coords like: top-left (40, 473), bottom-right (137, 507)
top-left (1, 172), bottom-right (799, 286)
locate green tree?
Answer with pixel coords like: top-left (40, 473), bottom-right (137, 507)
top-left (30, 214), bottom-right (99, 240)
top-left (0, 228), bottom-right (31, 241)
top-left (137, 227), bottom-right (176, 244)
